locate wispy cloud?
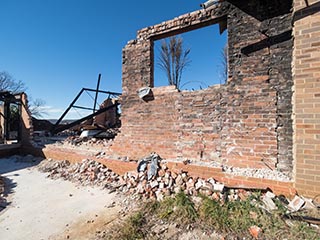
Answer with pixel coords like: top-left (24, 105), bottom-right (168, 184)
top-left (38, 105), bottom-right (93, 120)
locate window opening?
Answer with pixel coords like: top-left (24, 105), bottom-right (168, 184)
top-left (153, 23), bottom-right (227, 91)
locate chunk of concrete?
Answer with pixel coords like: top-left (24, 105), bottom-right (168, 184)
top-left (213, 183), bottom-right (224, 192)
top-left (288, 195), bottom-right (305, 212)
top-left (262, 194), bottom-right (277, 211)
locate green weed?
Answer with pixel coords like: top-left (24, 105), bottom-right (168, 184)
top-left (157, 191), bottom-right (198, 225)
top-left (104, 191), bottom-right (320, 240)
top-left (106, 211), bottom-right (146, 240)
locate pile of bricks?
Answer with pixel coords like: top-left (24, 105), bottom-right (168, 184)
top-left (117, 163), bottom-right (226, 202)
top-left (37, 157), bottom-right (320, 214)
top-left (38, 158), bottom-right (119, 186)
top-left (38, 157), bottom-right (229, 202)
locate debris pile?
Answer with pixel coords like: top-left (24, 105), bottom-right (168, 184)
top-left (116, 153), bottom-right (227, 202)
top-left (38, 158), bottom-right (119, 187)
top-left (37, 156), bottom-right (320, 217)
top-left (38, 154), bottom-right (229, 202)
top-left (38, 155), bottom-right (320, 234)
top-left (53, 128), bottom-right (120, 148)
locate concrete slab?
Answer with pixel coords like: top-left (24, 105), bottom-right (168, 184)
top-left (0, 157), bottom-right (118, 240)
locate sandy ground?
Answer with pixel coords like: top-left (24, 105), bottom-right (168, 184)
top-left (0, 157), bottom-right (119, 240)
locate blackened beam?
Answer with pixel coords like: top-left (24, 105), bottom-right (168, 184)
top-left (83, 88), bottom-right (121, 96)
top-left (51, 88), bottom-right (85, 132)
top-left (73, 105), bottom-right (95, 111)
top-left (51, 103), bottom-right (118, 134)
top-left (93, 74), bottom-right (101, 113)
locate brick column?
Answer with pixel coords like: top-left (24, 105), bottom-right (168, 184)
top-left (293, 0), bottom-right (320, 197)
top-left (20, 93), bottom-right (33, 146)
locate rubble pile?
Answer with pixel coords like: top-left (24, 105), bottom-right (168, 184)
top-left (36, 155), bottom-right (320, 240)
top-left (38, 158), bottom-right (119, 187)
top-left (37, 156), bottom-right (320, 216)
top-left (38, 154), bottom-right (229, 202)
top-left (59, 128), bottom-right (119, 147)
top-left (117, 156), bottom-right (226, 202)
top-left (61, 136), bottom-right (112, 148)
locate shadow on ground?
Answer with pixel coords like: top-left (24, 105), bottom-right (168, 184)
top-left (0, 176), bottom-right (16, 212)
top-left (0, 155), bottom-right (44, 212)
top-left (0, 155), bottom-right (44, 175)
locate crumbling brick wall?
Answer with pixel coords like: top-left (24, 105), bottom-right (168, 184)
top-left (111, 1), bottom-right (294, 174)
top-left (293, 0), bottom-right (320, 197)
top-left (20, 93), bottom-right (33, 146)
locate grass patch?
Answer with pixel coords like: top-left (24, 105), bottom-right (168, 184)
top-left (199, 193), bottom-right (320, 239)
top-left (157, 191), bottom-right (198, 225)
top-left (199, 193), bottom-right (262, 235)
top-left (105, 211), bottom-right (146, 240)
top-left (104, 192), bottom-right (320, 240)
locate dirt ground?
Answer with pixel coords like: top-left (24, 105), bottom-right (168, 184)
top-left (0, 156), bottom-right (120, 240)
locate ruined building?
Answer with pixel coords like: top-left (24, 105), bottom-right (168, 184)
top-left (2, 0), bottom-right (319, 198)
top-left (109, 0), bottom-right (320, 197)
top-left (0, 92), bottom-right (32, 156)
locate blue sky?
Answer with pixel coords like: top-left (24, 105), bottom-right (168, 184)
top-left (0, 0), bottom-right (227, 119)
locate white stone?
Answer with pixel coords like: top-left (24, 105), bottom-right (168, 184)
top-left (288, 195), bottom-right (305, 212)
top-left (213, 183), bottom-right (224, 192)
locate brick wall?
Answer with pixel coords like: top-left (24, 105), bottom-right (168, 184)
top-left (20, 93), bottom-right (33, 146)
top-left (31, 145), bottom-right (296, 197)
top-left (293, 0), bottom-right (320, 197)
top-left (110, 1), bottom-right (294, 174)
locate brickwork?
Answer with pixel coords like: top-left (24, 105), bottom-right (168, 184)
top-left (20, 93), bottom-right (33, 146)
top-left (110, 1), bottom-right (294, 174)
top-left (32, 145), bottom-right (295, 197)
top-left (7, 0), bottom-right (320, 198)
top-left (293, 0), bottom-right (320, 197)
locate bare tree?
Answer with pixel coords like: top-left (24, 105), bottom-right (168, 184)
top-left (0, 71), bottom-right (46, 117)
top-left (219, 44), bottom-right (228, 84)
top-left (29, 98), bottom-right (47, 118)
top-left (158, 36), bottom-right (191, 89)
top-left (0, 71), bottom-right (26, 93)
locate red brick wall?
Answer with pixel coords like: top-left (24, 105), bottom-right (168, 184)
top-left (110, 2), bottom-right (293, 172)
top-left (20, 93), bottom-right (33, 146)
top-left (112, 82), bottom-right (278, 169)
top-left (31, 145), bottom-right (295, 197)
top-left (109, 2), bottom-right (294, 172)
top-left (293, 0), bottom-right (320, 197)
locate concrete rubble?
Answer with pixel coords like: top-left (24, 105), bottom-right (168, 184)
top-left (288, 195), bottom-right (306, 212)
